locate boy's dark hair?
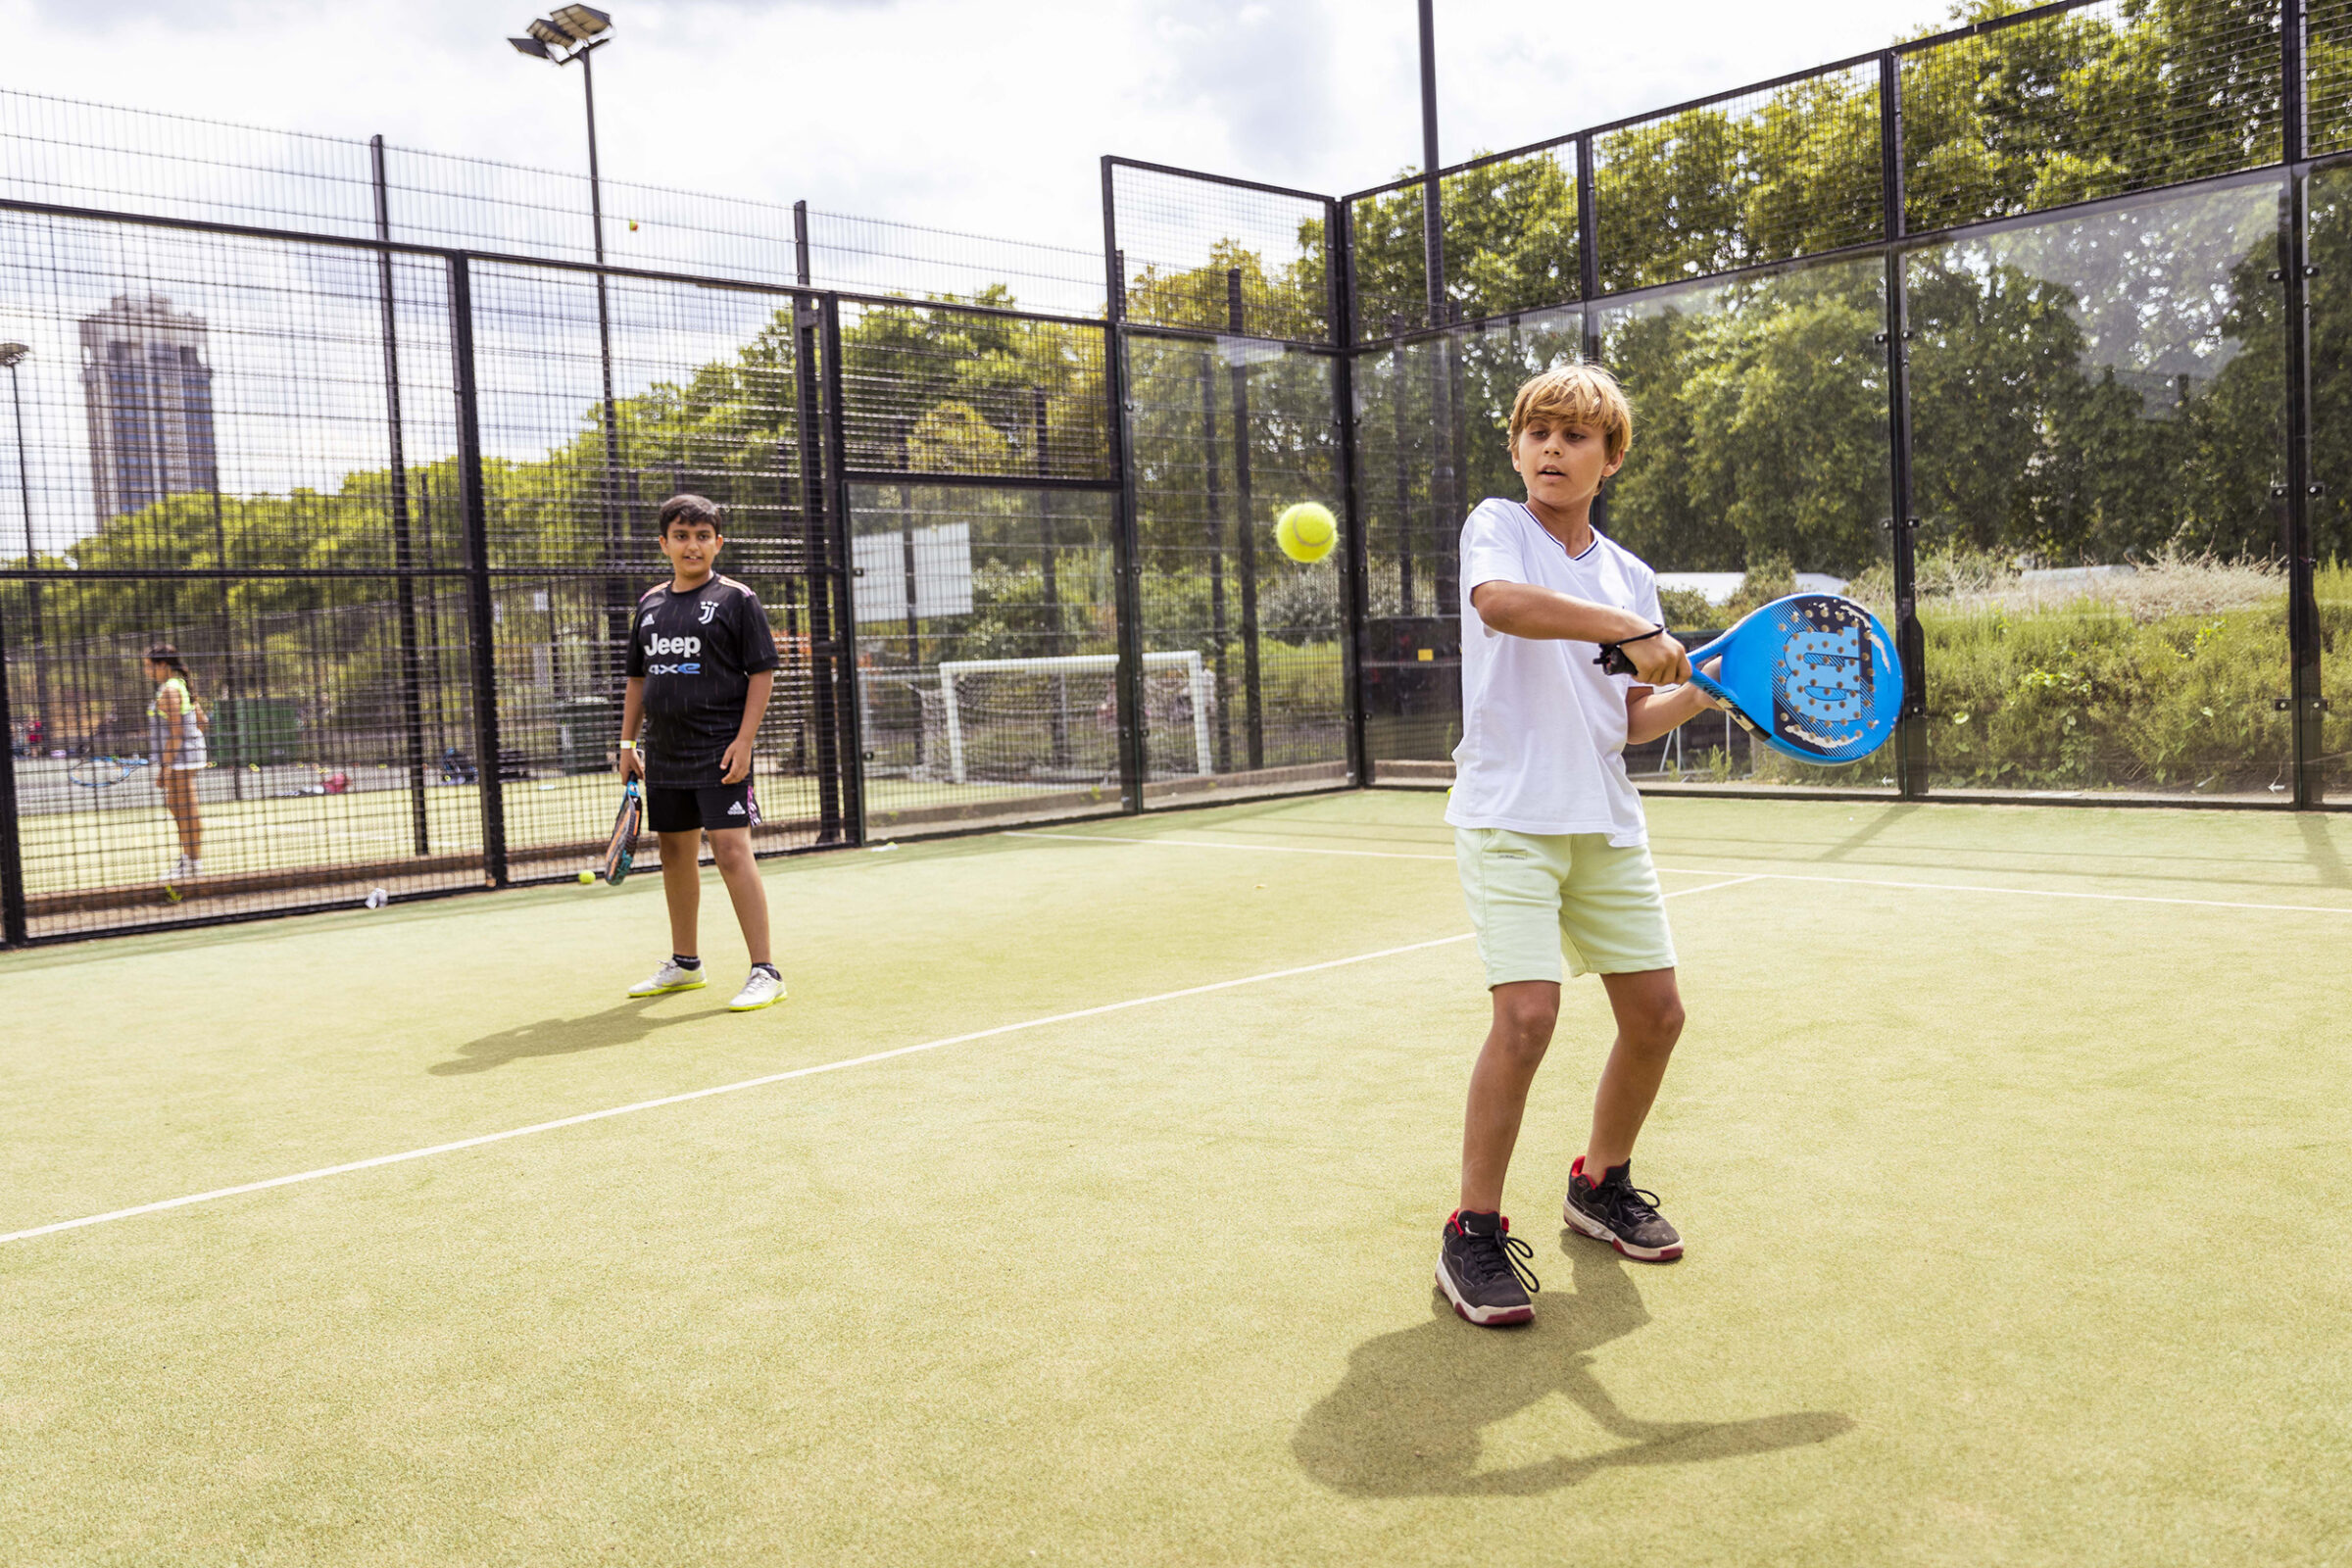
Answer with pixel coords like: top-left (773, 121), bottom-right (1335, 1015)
top-left (659, 494), bottom-right (724, 536)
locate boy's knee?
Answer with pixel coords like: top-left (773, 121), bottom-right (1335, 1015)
top-left (1491, 984), bottom-right (1559, 1054)
top-left (708, 830), bottom-right (754, 867)
top-left (1629, 995), bottom-right (1685, 1051)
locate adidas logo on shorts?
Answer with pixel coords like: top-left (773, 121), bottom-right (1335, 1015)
top-left (727, 801), bottom-right (746, 816)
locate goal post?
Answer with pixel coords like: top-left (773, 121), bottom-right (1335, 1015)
top-left (936, 653), bottom-right (1215, 785)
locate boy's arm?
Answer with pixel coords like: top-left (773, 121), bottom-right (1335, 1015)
top-left (719, 670), bottom-right (775, 785)
top-left (1624, 662), bottom-right (1725, 746)
top-left (1470, 580), bottom-right (1691, 685)
top-left (618, 676), bottom-right (646, 780)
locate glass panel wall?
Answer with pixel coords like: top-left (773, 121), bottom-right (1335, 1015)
top-left (848, 483), bottom-right (1123, 836)
top-left (1599, 256), bottom-right (1896, 790)
top-left (1126, 332), bottom-right (1348, 799)
top-left (1906, 177), bottom-right (2291, 801)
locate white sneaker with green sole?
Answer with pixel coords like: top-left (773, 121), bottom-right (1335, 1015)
top-left (728, 967), bottom-right (786, 1012)
top-left (627, 958), bottom-right (707, 998)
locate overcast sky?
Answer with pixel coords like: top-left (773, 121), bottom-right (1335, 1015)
top-left (4, 0), bottom-right (1962, 251)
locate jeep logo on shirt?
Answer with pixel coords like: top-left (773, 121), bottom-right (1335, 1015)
top-left (646, 633), bottom-right (703, 657)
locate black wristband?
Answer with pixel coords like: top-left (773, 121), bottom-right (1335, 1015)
top-left (1617, 623), bottom-right (1666, 647)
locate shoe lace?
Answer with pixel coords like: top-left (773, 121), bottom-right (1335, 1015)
top-left (1460, 1222), bottom-right (1541, 1296)
top-left (1602, 1180), bottom-right (1666, 1229)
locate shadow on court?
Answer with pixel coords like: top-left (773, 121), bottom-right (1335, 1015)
top-left (2300, 813), bottom-right (2351, 890)
top-left (1292, 1243), bottom-right (1852, 1495)
top-left (428, 997), bottom-right (710, 1076)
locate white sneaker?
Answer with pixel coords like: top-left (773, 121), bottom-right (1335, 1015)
top-left (166, 854), bottom-right (198, 883)
top-left (627, 958), bottom-right (708, 998)
top-left (727, 966), bottom-right (786, 1012)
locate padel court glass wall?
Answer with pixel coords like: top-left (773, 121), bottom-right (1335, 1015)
top-left (9, 0), bottom-right (2352, 950)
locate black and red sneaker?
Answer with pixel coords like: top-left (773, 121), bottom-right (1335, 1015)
top-left (1563, 1156), bottom-right (1684, 1261)
top-left (1436, 1209), bottom-right (1540, 1326)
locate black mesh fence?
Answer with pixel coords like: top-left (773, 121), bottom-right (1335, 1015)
top-left (13, 0), bottom-right (2352, 943)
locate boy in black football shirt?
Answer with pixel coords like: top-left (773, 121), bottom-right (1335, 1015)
top-left (618, 494), bottom-right (785, 1011)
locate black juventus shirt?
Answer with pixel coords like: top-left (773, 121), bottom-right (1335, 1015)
top-left (625, 574), bottom-right (780, 787)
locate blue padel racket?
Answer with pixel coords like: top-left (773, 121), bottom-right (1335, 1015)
top-left (600, 779), bottom-right (642, 886)
top-left (68, 754), bottom-right (151, 788)
top-left (1598, 593), bottom-right (1904, 765)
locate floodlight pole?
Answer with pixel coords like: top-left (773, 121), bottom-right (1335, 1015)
top-left (1415, 0), bottom-right (1460, 564)
top-left (574, 40), bottom-right (630, 667)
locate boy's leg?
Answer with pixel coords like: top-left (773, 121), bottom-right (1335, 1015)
top-left (659, 829), bottom-right (703, 956)
top-left (1459, 980), bottom-right (1560, 1213)
top-left (704, 826), bottom-right (770, 967)
top-left (1585, 967), bottom-right (1687, 1174)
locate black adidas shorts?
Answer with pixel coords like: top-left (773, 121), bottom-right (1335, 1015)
top-left (644, 779), bottom-right (761, 835)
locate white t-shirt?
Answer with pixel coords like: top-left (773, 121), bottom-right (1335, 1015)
top-left (1446, 498), bottom-right (1664, 846)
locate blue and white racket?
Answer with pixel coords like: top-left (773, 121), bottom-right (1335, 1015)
top-left (1599, 593), bottom-right (1904, 764)
top-left (68, 754), bottom-right (151, 788)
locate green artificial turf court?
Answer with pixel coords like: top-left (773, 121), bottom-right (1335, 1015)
top-left (3, 790), bottom-right (2349, 1565)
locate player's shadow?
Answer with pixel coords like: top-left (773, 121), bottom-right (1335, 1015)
top-left (2300, 813), bottom-right (2351, 890)
top-left (1292, 1242), bottom-right (1852, 1496)
top-left (429, 997), bottom-right (709, 1076)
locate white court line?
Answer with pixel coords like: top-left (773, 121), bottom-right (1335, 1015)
top-left (1004, 829), bottom-right (2352, 917)
top-left (6, 876), bottom-right (1765, 1249)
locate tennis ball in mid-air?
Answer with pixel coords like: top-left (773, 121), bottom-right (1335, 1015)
top-left (1274, 501), bottom-right (1338, 564)
top-left (579, 869), bottom-right (597, 884)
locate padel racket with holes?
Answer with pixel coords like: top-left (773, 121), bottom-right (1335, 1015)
top-left (600, 779), bottom-right (642, 885)
top-left (1598, 593), bottom-right (1904, 764)
top-left (68, 754), bottom-right (150, 788)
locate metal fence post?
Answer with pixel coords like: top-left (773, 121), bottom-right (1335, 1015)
top-left (2282, 0), bottom-right (2327, 808)
top-left (1576, 131), bottom-right (1606, 539)
top-left (1101, 159), bottom-right (1149, 811)
top-left (1880, 51), bottom-right (1929, 800)
top-left (1227, 269), bottom-right (1264, 771)
top-left (817, 293), bottom-right (868, 843)
top-left (794, 292), bottom-right (844, 842)
top-left (370, 136), bottom-right (431, 858)
top-left (1330, 196), bottom-right (1369, 788)
top-left (447, 254), bottom-right (507, 886)
top-left (0, 597), bottom-right (25, 946)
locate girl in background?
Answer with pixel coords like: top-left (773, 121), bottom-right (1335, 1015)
top-left (146, 643), bottom-right (207, 881)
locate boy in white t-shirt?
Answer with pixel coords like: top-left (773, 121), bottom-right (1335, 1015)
top-left (1435, 365), bottom-right (1724, 1328)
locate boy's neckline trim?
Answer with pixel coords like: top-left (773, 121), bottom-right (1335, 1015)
top-left (1516, 501), bottom-right (1600, 561)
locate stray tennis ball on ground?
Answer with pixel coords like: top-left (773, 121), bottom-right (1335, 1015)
top-left (364, 889), bottom-right (388, 909)
top-left (579, 869), bottom-right (597, 884)
top-left (1274, 501), bottom-right (1338, 564)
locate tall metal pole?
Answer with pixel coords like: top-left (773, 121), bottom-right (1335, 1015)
top-left (2281, 0), bottom-right (2326, 807)
top-left (1417, 0), bottom-right (1446, 327)
top-left (1228, 269), bottom-right (1263, 771)
top-left (578, 44), bottom-right (630, 709)
top-left (1329, 196), bottom-right (1369, 789)
top-left (448, 255), bottom-right (508, 887)
top-left (0, 349), bottom-right (24, 944)
top-left (1034, 383), bottom-right (1071, 770)
top-left (1880, 53), bottom-right (1927, 800)
top-left (1416, 0), bottom-right (1460, 574)
top-left (1199, 364), bottom-right (1232, 772)
top-left (1100, 160), bottom-right (1149, 810)
top-left (371, 136), bottom-right (431, 858)
top-left (2, 351), bottom-right (45, 751)
top-left (818, 294), bottom-right (868, 841)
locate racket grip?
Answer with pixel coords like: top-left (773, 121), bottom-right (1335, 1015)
top-left (1594, 644), bottom-right (1639, 677)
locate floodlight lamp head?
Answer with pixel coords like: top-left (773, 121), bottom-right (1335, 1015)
top-left (0, 342), bottom-right (28, 368)
top-left (508, 34), bottom-right (554, 59)
top-left (548, 5), bottom-right (611, 40)
top-left (525, 18), bottom-right (571, 50)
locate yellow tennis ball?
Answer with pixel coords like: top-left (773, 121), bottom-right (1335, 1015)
top-left (1275, 501), bottom-right (1338, 564)
top-left (578, 869), bottom-right (596, 884)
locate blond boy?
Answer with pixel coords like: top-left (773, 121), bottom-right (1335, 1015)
top-left (1435, 366), bottom-right (1722, 1327)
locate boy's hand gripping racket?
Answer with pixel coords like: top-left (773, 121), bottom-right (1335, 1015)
top-left (600, 779), bottom-right (643, 885)
top-left (1598, 593), bottom-right (1905, 764)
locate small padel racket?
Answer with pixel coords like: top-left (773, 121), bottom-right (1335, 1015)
top-left (600, 779), bottom-right (642, 885)
top-left (68, 754), bottom-right (150, 788)
top-left (1598, 593), bottom-right (1904, 764)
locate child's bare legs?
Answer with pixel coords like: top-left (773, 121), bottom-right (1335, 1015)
top-left (1461, 969), bottom-right (1687, 1213)
top-left (1585, 968), bottom-right (1687, 1174)
top-left (705, 826), bottom-right (770, 967)
top-left (659, 829), bottom-right (703, 956)
top-left (1460, 980), bottom-right (1560, 1213)
top-left (162, 771), bottom-right (202, 858)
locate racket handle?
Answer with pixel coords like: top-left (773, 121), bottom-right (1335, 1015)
top-left (1594, 644), bottom-right (1639, 677)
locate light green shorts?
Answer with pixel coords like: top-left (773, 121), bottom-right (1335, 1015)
top-left (1455, 827), bottom-right (1677, 987)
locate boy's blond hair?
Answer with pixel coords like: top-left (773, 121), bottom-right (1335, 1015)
top-left (1508, 364), bottom-right (1633, 464)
